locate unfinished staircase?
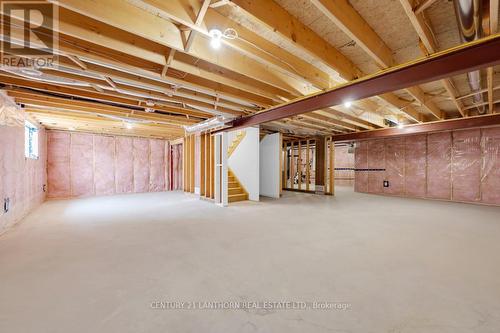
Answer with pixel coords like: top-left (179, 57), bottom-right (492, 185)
top-left (228, 169), bottom-right (248, 203)
top-left (228, 131), bottom-right (248, 203)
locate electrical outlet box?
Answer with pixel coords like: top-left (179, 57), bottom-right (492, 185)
top-left (383, 180), bottom-right (389, 188)
top-left (4, 198), bottom-right (10, 213)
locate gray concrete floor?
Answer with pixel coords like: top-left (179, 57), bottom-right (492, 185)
top-left (1, 187), bottom-right (500, 333)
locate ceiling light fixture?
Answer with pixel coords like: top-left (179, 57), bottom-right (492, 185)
top-left (209, 29), bottom-right (223, 49)
top-left (397, 123), bottom-right (405, 129)
top-left (344, 101), bottom-right (352, 108)
top-left (125, 122), bottom-right (133, 129)
top-left (145, 107), bottom-right (155, 113)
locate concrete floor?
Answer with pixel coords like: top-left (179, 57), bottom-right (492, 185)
top-left (1, 187), bottom-right (500, 333)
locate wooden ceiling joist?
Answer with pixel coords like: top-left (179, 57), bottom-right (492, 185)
top-left (224, 35), bottom-right (500, 131)
top-left (398, 0), bottom-right (466, 117)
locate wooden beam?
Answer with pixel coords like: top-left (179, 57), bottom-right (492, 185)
top-left (161, 49), bottom-right (176, 77)
top-left (55, 0), bottom-right (312, 96)
top-left (406, 86), bottom-right (443, 119)
top-left (210, 0), bottom-right (229, 8)
top-left (487, 67), bottom-right (494, 113)
top-left (184, 0), bottom-right (211, 52)
top-left (413, 0), bottom-right (440, 15)
top-left (223, 35), bottom-right (500, 131)
top-left (310, 0), bottom-right (394, 68)
top-left (492, 0), bottom-right (499, 35)
top-left (228, 0), bottom-right (428, 123)
top-left (332, 114), bottom-right (500, 142)
top-left (399, 0), bottom-right (465, 116)
top-left (66, 54), bottom-right (87, 70)
top-left (229, 0), bottom-right (361, 81)
top-left (104, 76), bottom-right (117, 89)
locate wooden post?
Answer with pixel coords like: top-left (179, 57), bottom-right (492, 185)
top-left (279, 134), bottom-right (283, 195)
top-left (183, 137), bottom-right (187, 192)
top-left (329, 138), bottom-right (335, 196)
top-left (283, 141), bottom-right (287, 192)
top-left (298, 141), bottom-right (302, 190)
top-left (200, 133), bottom-right (205, 196)
top-left (210, 135), bottom-right (215, 199)
top-left (315, 136), bottom-right (326, 194)
top-left (306, 139), bottom-right (310, 191)
top-left (190, 134), bottom-right (195, 193)
top-left (290, 141), bottom-right (295, 189)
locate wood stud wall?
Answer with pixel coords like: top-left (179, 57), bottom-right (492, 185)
top-left (183, 133), bottom-right (215, 199)
top-left (282, 137), bottom-right (335, 195)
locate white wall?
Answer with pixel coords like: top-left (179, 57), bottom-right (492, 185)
top-left (259, 133), bottom-right (281, 198)
top-left (228, 127), bottom-right (259, 201)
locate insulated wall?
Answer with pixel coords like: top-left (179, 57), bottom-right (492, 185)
top-left (354, 126), bottom-right (500, 206)
top-left (0, 125), bottom-right (47, 233)
top-left (334, 145), bottom-right (354, 186)
top-left (47, 131), bottom-right (170, 199)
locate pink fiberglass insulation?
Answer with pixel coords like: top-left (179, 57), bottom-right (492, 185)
top-left (427, 132), bottom-right (452, 200)
top-left (354, 141), bottom-right (368, 192)
top-left (404, 135), bottom-right (427, 198)
top-left (1, 125), bottom-right (47, 233)
top-left (149, 139), bottom-right (166, 192)
top-left (384, 137), bottom-right (404, 195)
top-left (481, 127), bottom-right (500, 205)
top-left (334, 146), bottom-right (354, 187)
top-left (70, 133), bottom-right (95, 197)
top-left (115, 136), bottom-right (134, 194)
top-left (452, 129), bottom-right (482, 202)
top-left (133, 138), bottom-right (150, 193)
top-left (367, 140), bottom-right (385, 193)
top-left (45, 131), bottom-right (173, 199)
top-left (171, 144), bottom-right (183, 190)
top-left (47, 131), bottom-right (71, 198)
top-left (354, 125), bottom-right (500, 206)
top-left (94, 135), bottom-right (116, 196)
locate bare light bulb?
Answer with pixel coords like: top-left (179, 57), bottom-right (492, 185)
top-left (126, 123), bottom-right (133, 129)
top-left (209, 29), bottom-right (223, 49)
top-left (344, 101), bottom-right (352, 108)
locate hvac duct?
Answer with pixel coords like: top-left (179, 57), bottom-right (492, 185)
top-left (453, 0), bottom-right (488, 113)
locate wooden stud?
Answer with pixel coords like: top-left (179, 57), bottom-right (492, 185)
top-left (290, 142), bottom-right (295, 189)
top-left (298, 141), bottom-right (302, 190)
top-left (306, 139), bottom-right (310, 191)
top-left (190, 134), bottom-right (195, 193)
top-left (210, 135), bottom-right (215, 199)
top-left (200, 133), bottom-right (205, 196)
top-left (329, 138), bottom-right (335, 196)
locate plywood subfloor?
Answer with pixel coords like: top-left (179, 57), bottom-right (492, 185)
top-left (1, 188), bottom-right (500, 332)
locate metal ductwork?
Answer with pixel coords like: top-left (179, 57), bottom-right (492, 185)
top-left (453, 0), bottom-right (488, 114)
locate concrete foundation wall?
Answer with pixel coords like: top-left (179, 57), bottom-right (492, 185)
top-left (354, 126), bottom-right (500, 205)
top-left (47, 131), bottom-right (170, 199)
top-left (0, 125), bottom-right (47, 233)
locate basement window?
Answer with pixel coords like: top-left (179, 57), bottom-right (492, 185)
top-left (25, 121), bottom-right (39, 160)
